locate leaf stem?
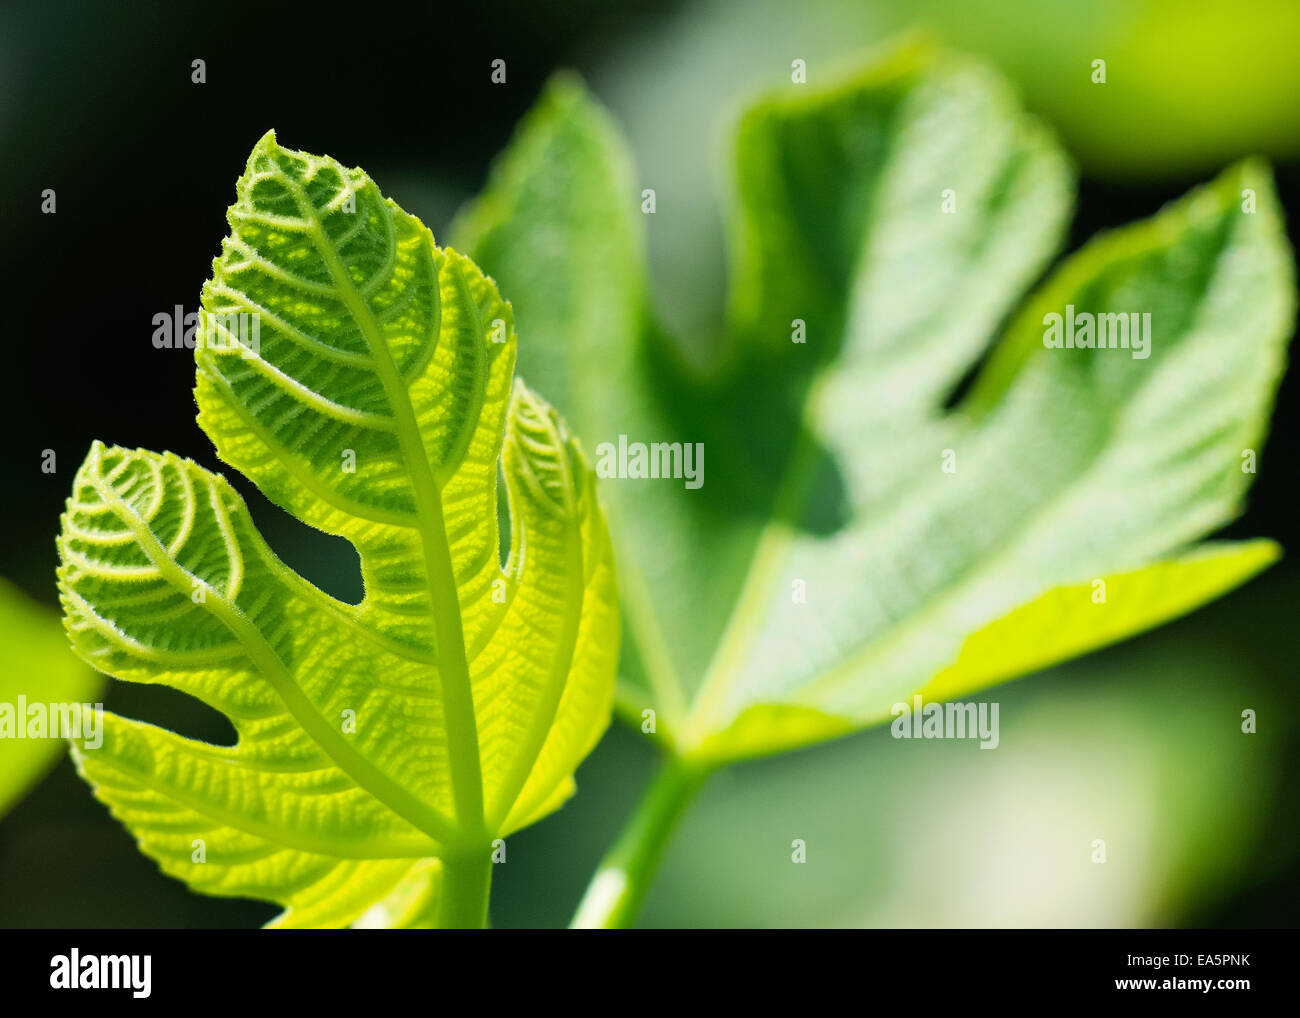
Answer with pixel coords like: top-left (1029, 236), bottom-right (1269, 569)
top-left (434, 850), bottom-right (494, 929)
top-left (570, 755), bottom-right (711, 928)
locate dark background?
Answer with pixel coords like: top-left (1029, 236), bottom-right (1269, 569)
top-left (0, 0), bottom-right (1296, 927)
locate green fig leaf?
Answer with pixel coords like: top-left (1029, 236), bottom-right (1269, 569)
top-left (57, 133), bottom-right (618, 927)
top-left (455, 48), bottom-right (1293, 766)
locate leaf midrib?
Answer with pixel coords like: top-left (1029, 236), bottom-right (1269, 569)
top-left (284, 170), bottom-right (489, 845)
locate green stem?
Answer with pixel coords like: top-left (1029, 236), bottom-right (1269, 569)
top-left (570, 756), bottom-right (711, 928)
top-left (435, 850), bottom-right (493, 929)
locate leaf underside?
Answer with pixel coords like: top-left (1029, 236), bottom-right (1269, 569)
top-left (57, 133), bottom-right (618, 927)
top-left (454, 45), bottom-right (1295, 766)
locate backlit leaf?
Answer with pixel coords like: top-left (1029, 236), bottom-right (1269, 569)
top-left (57, 133), bottom-right (618, 927)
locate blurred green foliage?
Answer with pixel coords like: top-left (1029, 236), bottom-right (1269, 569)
top-left (0, 579), bottom-right (102, 816)
top-left (904, 0), bottom-right (1300, 178)
top-left (587, 0), bottom-right (1300, 345)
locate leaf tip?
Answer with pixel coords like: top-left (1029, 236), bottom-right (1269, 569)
top-left (539, 69), bottom-right (593, 111)
top-left (252, 127), bottom-right (279, 154)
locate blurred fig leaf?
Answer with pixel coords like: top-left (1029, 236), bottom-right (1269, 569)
top-left (920, 540), bottom-right (1280, 706)
top-left (56, 132), bottom-right (618, 928)
top-left (455, 46), bottom-right (1294, 768)
top-left (0, 578), bottom-right (102, 816)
